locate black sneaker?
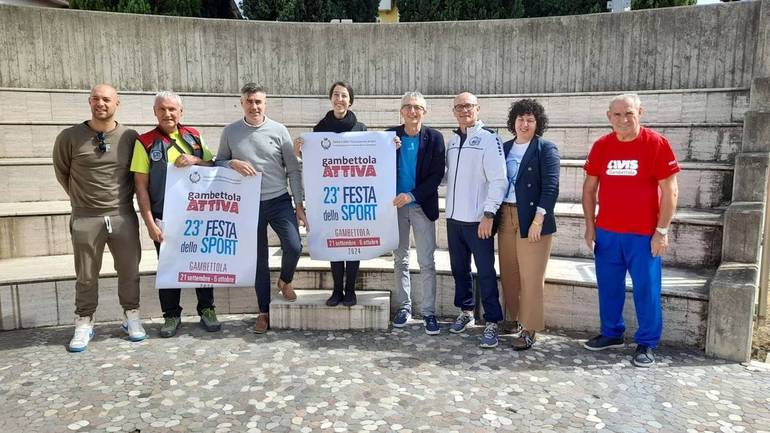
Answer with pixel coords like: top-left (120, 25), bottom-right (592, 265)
top-left (632, 345), bottom-right (655, 368)
top-left (326, 290), bottom-right (344, 306)
top-left (583, 334), bottom-right (625, 351)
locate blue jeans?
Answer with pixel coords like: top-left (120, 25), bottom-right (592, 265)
top-left (256, 193), bottom-right (302, 313)
top-left (447, 219), bottom-right (503, 323)
top-left (594, 228), bottom-right (663, 348)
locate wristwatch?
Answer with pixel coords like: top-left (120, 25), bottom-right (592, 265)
top-left (484, 211), bottom-right (496, 219)
top-left (655, 227), bottom-right (669, 236)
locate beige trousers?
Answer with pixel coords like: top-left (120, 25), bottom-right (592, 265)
top-left (497, 204), bottom-right (553, 331)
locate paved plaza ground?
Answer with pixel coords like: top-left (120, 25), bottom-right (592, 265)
top-left (1, 315), bottom-right (769, 433)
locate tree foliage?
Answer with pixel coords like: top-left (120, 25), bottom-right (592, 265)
top-left (69, 0), bottom-right (238, 18)
top-left (631, 0), bottom-right (697, 9)
top-left (395, 0), bottom-right (700, 21)
top-left (240, 0), bottom-right (379, 22)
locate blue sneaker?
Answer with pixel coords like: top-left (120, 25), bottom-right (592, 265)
top-left (392, 308), bottom-right (411, 328)
top-left (449, 312), bottom-right (474, 334)
top-left (479, 322), bottom-right (499, 348)
top-left (424, 315), bottom-right (440, 335)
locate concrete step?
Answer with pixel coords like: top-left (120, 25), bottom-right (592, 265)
top-left (0, 87), bottom-right (748, 126)
top-left (269, 290), bottom-right (390, 330)
top-left (0, 199), bottom-right (720, 268)
top-left (0, 193), bottom-right (724, 266)
top-left (0, 157), bottom-right (734, 208)
top-left (557, 160), bottom-right (733, 208)
top-left (0, 248), bottom-right (712, 347)
top-left (0, 122), bottom-right (742, 163)
top-left (0, 200), bottom-right (306, 259)
top-left (434, 202), bottom-right (723, 268)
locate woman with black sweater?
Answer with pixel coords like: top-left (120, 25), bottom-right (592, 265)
top-left (295, 81), bottom-right (366, 307)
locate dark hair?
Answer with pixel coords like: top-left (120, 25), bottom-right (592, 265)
top-left (240, 82), bottom-right (267, 96)
top-left (328, 81), bottom-right (355, 106)
top-left (507, 98), bottom-right (548, 137)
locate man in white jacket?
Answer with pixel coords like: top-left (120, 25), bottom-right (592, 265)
top-left (445, 92), bottom-right (508, 348)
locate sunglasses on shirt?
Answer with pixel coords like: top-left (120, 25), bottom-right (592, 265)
top-left (95, 132), bottom-right (109, 153)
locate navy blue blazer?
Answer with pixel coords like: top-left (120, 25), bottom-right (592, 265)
top-left (387, 125), bottom-right (446, 222)
top-left (501, 135), bottom-right (560, 238)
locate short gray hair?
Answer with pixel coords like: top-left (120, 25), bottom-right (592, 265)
top-left (154, 91), bottom-right (183, 108)
top-left (608, 93), bottom-right (642, 111)
top-left (241, 82), bottom-right (267, 97)
top-left (401, 91), bottom-right (427, 109)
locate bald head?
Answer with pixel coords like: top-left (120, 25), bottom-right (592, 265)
top-left (452, 91), bottom-right (480, 130)
top-left (453, 91), bottom-right (477, 106)
top-left (88, 84), bottom-right (120, 124)
top-left (90, 84), bottom-right (118, 99)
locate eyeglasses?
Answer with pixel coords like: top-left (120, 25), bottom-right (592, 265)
top-left (453, 103), bottom-right (477, 112)
top-left (95, 132), bottom-right (109, 153)
top-left (401, 104), bottom-right (425, 112)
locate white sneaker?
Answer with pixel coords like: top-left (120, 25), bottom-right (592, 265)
top-left (68, 316), bottom-right (95, 352)
top-left (121, 309), bottom-right (147, 342)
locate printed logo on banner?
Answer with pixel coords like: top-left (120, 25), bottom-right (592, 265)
top-left (156, 166), bottom-right (261, 289)
top-left (321, 137), bottom-right (332, 150)
top-left (150, 149), bottom-right (163, 161)
top-left (302, 131), bottom-right (398, 261)
top-left (469, 136), bottom-right (481, 146)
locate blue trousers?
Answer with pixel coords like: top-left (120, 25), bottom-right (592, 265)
top-left (256, 193), bottom-right (302, 313)
top-left (594, 228), bottom-right (662, 348)
top-left (447, 219), bottom-right (503, 323)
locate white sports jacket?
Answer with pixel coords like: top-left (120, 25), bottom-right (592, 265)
top-left (445, 121), bottom-right (507, 223)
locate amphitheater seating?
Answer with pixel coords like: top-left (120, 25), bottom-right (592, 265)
top-left (0, 87), bottom-right (746, 346)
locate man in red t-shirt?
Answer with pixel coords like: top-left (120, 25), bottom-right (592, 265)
top-left (581, 94), bottom-right (680, 368)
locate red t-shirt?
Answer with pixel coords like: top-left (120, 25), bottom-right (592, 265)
top-left (584, 127), bottom-right (680, 235)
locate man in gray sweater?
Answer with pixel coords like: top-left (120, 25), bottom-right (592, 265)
top-left (216, 83), bottom-right (306, 334)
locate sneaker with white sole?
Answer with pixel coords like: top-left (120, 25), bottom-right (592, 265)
top-left (121, 309), bottom-right (146, 342)
top-left (424, 315), bottom-right (440, 335)
top-left (68, 315), bottom-right (95, 352)
top-left (392, 308), bottom-right (411, 328)
top-left (449, 311), bottom-right (474, 334)
top-left (479, 322), bottom-right (499, 348)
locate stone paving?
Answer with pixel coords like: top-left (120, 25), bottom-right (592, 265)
top-left (1, 316), bottom-right (769, 433)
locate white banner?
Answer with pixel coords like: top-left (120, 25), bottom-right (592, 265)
top-left (302, 131), bottom-right (398, 261)
top-left (156, 165), bottom-right (261, 289)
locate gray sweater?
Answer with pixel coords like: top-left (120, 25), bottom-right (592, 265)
top-left (216, 117), bottom-right (304, 202)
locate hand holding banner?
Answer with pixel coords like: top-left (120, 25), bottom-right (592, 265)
top-left (156, 165), bottom-right (261, 289)
top-left (301, 131), bottom-right (398, 261)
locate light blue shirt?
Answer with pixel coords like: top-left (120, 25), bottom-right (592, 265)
top-left (503, 141), bottom-right (529, 203)
top-left (397, 134), bottom-right (419, 205)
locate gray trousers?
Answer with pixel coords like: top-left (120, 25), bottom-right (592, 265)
top-left (70, 213), bottom-right (141, 317)
top-left (393, 205), bottom-right (438, 316)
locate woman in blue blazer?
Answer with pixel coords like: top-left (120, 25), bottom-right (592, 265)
top-left (497, 99), bottom-right (560, 350)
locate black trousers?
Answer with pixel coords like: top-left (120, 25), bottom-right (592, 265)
top-left (330, 261), bottom-right (360, 293)
top-left (154, 241), bottom-right (214, 319)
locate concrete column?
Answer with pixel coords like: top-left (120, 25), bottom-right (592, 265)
top-left (706, 263), bottom-right (759, 362)
top-left (707, 0), bottom-right (770, 361)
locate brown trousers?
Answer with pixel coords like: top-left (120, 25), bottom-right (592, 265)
top-left (70, 213), bottom-right (141, 317)
top-left (497, 204), bottom-right (553, 331)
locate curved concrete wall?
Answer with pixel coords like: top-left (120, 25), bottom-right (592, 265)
top-left (0, 2), bottom-right (761, 94)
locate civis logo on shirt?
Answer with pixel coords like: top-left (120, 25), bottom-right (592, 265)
top-left (606, 160), bottom-right (638, 176)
